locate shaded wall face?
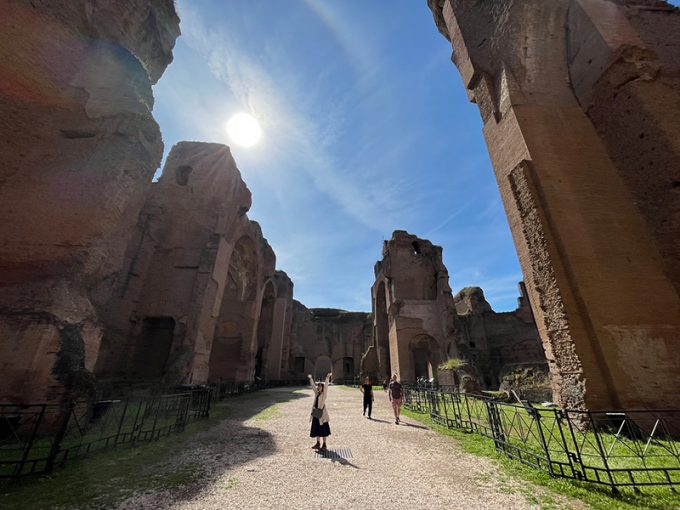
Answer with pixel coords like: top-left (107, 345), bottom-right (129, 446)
top-left (567, 0), bottom-right (680, 296)
top-left (387, 244), bottom-right (438, 301)
top-left (0, 1), bottom-right (179, 404)
top-left (255, 285), bottom-right (276, 379)
top-left (209, 241), bottom-right (259, 383)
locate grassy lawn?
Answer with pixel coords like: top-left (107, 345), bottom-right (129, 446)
top-left (0, 388), bottom-right (304, 509)
top-left (403, 408), bottom-right (680, 510)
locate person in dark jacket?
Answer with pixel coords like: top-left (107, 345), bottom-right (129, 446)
top-left (360, 377), bottom-right (374, 419)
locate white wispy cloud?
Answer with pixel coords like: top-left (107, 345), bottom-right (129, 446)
top-left (175, 3), bottom-right (412, 233)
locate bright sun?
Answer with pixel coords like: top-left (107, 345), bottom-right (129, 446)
top-left (226, 112), bottom-right (262, 148)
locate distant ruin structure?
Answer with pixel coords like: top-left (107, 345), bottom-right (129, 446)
top-left (371, 232), bottom-right (459, 383)
top-left (287, 303), bottom-right (372, 383)
top-left (371, 231), bottom-right (546, 389)
top-left (455, 284), bottom-right (546, 390)
top-left (427, 0), bottom-right (680, 411)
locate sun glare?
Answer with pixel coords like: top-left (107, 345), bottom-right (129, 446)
top-left (226, 112), bottom-right (262, 148)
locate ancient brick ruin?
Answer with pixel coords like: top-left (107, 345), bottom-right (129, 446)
top-left (0, 2), bottom-right (300, 404)
top-left (371, 231), bottom-right (546, 392)
top-left (288, 302), bottom-right (372, 384)
top-left (2, 1), bottom-right (678, 417)
top-left (427, 0), bottom-right (680, 411)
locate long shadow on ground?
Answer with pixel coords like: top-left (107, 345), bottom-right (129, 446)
top-left (0, 387), bottom-right (307, 510)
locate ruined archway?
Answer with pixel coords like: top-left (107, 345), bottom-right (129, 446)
top-left (208, 235), bottom-right (259, 383)
top-left (410, 334), bottom-right (441, 382)
top-left (254, 280), bottom-right (276, 382)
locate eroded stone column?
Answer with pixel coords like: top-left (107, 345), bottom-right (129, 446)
top-left (427, 0), bottom-right (680, 410)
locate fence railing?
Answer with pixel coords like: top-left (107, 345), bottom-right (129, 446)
top-left (403, 387), bottom-right (680, 492)
top-left (0, 388), bottom-right (212, 481)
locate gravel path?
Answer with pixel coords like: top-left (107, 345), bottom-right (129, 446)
top-left (117, 386), bottom-right (588, 510)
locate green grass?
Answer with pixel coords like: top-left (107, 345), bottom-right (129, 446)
top-left (251, 404), bottom-right (280, 421)
top-left (403, 409), bottom-right (680, 510)
top-left (224, 477), bottom-right (239, 491)
top-left (417, 394), bottom-right (680, 482)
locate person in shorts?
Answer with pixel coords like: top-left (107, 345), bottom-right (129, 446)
top-left (388, 374), bottom-right (403, 424)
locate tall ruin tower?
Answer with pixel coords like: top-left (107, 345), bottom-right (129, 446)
top-left (371, 231), bottom-right (459, 383)
top-left (427, 0), bottom-right (680, 411)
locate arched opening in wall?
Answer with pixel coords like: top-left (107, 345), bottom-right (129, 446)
top-left (208, 236), bottom-right (259, 383)
top-left (131, 317), bottom-right (175, 379)
top-left (375, 281), bottom-right (390, 377)
top-left (342, 357), bottom-right (355, 382)
top-left (254, 280), bottom-right (276, 381)
top-left (410, 334), bottom-right (441, 382)
top-left (314, 355), bottom-right (332, 381)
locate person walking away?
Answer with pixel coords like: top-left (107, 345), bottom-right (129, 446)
top-left (360, 377), bottom-right (374, 419)
top-left (388, 374), bottom-right (403, 424)
top-left (308, 373), bottom-right (332, 452)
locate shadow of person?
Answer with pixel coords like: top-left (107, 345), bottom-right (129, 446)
top-left (318, 449), bottom-right (360, 469)
top-left (367, 417), bottom-right (390, 424)
top-left (398, 421), bottom-right (429, 430)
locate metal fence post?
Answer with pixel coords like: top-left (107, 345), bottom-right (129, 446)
top-left (45, 401), bottom-right (74, 474)
top-left (13, 404), bottom-right (46, 479)
top-left (113, 399), bottom-right (129, 447)
top-left (531, 404), bottom-right (556, 476)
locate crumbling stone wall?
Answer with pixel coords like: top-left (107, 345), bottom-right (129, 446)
top-left (427, 0), bottom-right (680, 411)
top-left (0, 1), bottom-right (180, 404)
top-left (96, 142), bottom-right (294, 389)
top-left (455, 286), bottom-right (547, 390)
top-left (371, 231), bottom-right (459, 383)
top-left (288, 302), bottom-right (371, 383)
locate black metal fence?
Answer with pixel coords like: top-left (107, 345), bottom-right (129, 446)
top-left (0, 388), bottom-right (212, 481)
top-left (404, 387), bottom-right (680, 492)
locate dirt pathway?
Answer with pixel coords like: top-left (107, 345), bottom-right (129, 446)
top-left (117, 386), bottom-right (588, 510)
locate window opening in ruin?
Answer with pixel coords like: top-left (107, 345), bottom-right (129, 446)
top-left (469, 341), bottom-right (476, 348)
top-left (413, 347), bottom-right (429, 379)
top-left (342, 357), bottom-right (354, 380)
top-left (132, 317), bottom-right (175, 379)
top-left (175, 165), bottom-right (192, 186)
top-left (294, 357), bottom-right (305, 374)
top-left (412, 241), bottom-right (421, 255)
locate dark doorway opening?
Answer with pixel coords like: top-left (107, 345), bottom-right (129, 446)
top-left (132, 317), bottom-right (175, 379)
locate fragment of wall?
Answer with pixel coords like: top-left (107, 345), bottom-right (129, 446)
top-left (0, 1), bottom-right (180, 403)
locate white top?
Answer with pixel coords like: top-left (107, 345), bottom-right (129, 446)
top-left (309, 373), bottom-right (331, 425)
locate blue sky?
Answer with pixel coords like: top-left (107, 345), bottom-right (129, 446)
top-left (152, 1), bottom-right (533, 312)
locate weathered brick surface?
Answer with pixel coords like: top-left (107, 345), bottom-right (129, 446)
top-left (427, 0), bottom-right (680, 410)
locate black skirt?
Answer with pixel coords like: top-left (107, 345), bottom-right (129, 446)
top-left (310, 417), bottom-right (331, 438)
